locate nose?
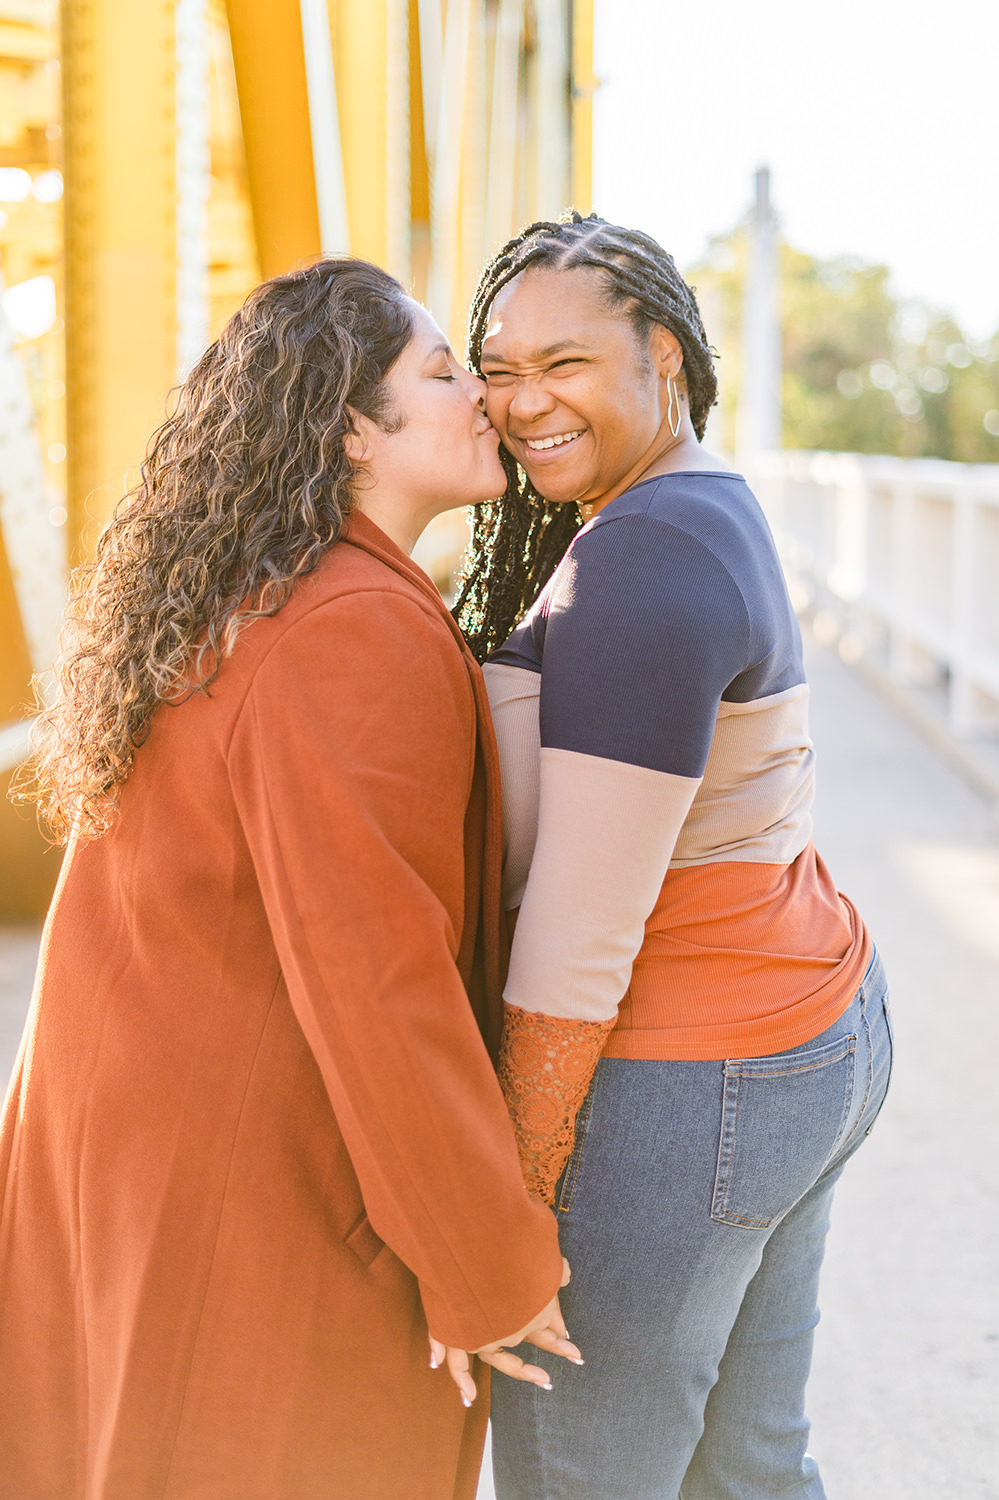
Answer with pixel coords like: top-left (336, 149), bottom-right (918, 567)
top-left (508, 376), bottom-right (555, 423)
top-left (458, 366), bottom-right (487, 410)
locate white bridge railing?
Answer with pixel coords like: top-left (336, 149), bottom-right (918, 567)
top-left (748, 451), bottom-right (999, 739)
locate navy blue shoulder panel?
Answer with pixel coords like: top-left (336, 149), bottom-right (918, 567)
top-left (491, 472), bottom-right (805, 779)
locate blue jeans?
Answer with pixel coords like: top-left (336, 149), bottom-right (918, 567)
top-left (492, 950), bottom-right (893, 1500)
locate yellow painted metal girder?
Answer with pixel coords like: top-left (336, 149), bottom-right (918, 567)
top-left (0, 528), bottom-right (31, 726)
top-left (406, 6), bottom-right (431, 305)
top-left (330, 0), bottom-right (388, 264)
top-left (62, 0), bottom-right (178, 550)
top-left (571, 0), bottom-right (594, 214)
top-left (329, 0), bottom-right (410, 283)
top-left (0, 526), bottom-right (59, 917)
top-left (0, 765), bottom-right (62, 918)
top-left (223, 0), bottom-right (321, 280)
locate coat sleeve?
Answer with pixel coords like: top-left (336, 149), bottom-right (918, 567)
top-left (227, 587), bottom-right (563, 1350)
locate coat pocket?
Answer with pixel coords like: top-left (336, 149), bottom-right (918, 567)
top-left (711, 1033), bottom-right (857, 1229)
top-left (344, 1208), bottom-right (385, 1266)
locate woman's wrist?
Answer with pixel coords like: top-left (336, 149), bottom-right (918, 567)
top-left (497, 1002), bottom-right (616, 1204)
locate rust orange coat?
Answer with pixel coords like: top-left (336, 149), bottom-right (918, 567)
top-left (0, 513), bottom-right (562, 1500)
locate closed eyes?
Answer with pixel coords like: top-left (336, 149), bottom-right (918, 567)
top-left (483, 358), bottom-right (585, 382)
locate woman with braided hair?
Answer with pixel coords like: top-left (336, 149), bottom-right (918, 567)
top-left (454, 214), bottom-right (892, 1499)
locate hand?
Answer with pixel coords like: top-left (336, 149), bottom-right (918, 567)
top-left (429, 1257), bottom-right (582, 1406)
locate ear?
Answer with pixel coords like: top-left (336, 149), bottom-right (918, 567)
top-left (343, 408), bottom-right (378, 467)
top-left (648, 324), bottom-right (684, 381)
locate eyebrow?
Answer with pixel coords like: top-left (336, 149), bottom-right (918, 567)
top-left (479, 338), bottom-right (592, 367)
top-left (422, 341), bottom-right (452, 364)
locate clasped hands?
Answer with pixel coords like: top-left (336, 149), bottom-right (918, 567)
top-left (429, 1257), bottom-right (582, 1406)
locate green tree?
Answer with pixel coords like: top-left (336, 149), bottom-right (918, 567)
top-left (687, 233), bottom-right (999, 461)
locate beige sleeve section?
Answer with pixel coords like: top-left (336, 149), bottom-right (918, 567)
top-left (506, 747), bottom-right (701, 1022)
top-left (672, 685), bottom-right (814, 867)
top-left (482, 662), bottom-right (542, 910)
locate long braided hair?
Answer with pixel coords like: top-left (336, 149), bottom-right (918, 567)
top-left (19, 258), bottom-right (414, 842)
top-left (453, 212), bottom-right (718, 661)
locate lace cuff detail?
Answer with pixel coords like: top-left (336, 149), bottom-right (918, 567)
top-left (497, 1003), bottom-right (616, 1206)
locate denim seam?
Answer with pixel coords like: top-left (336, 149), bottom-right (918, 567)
top-left (825, 1042), bottom-right (859, 1162)
top-left (855, 986), bottom-right (874, 1125)
top-left (836, 990), bottom-right (874, 1159)
top-left (556, 1072), bottom-right (597, 1215)
top-left (726, 1035), bottom-right (857, 1079)
top-left (711, 1065), bottom-right (742, 1223)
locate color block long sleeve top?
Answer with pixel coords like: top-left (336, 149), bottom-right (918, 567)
top-left (484, 471), bottom-right (870, 1063)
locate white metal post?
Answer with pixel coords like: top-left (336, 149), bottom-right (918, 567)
top-left (0, 281), bottom-right (67, 681)
top-left (385, 0), bottom-right (411, 286)
top-left (949, 489), bottom-right (978, 735)
top-left (888, 481), bottom-right (918, 684)
top-left (426, 0), bottom-right (471, 337)
top-left (534, 0), bottom-right (571, 220)
top-left (299, 0), bottom-right (351, 257)
top-left (737, 165), bottom-right (781, 464)
top-left (485, 0), bottom-right (523, 260)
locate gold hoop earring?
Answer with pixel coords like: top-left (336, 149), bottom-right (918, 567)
top-left (666, 371), bottom-right (681, 438)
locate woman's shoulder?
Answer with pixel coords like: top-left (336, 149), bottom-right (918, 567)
top-left (218, 531), bottom-right (458, 706)
top-left (273, 525), bottom-right (448, 633)
top-left (578, 469), bottom-right (778, 586)
top-left (591, 469), bottom-right (751, 539)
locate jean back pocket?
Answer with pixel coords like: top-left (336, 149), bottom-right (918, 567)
top-left (711, 1032), bottom-right (857, 1229)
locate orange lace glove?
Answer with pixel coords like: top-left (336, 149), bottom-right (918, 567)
top-left (497, 1002), bottom-right (617, 1206)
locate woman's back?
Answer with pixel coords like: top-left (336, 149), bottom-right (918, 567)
top-left (0, 518), bottom-right (558, 1500)
top-left (487, 471), bottom-right (869, 1058)
top-left (467, 210), bottom-right (890, 1500)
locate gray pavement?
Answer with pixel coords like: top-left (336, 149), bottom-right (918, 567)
top-left (2, 631), bottom-right (997, 1498)
top-left (795, 631), bottom-right (998, 1500)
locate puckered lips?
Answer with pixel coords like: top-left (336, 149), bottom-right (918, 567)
top-left (516, 428), bottom-right (586, 465)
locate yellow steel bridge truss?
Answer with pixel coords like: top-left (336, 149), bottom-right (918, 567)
top-left (0, 0), bottom-right (593, 914)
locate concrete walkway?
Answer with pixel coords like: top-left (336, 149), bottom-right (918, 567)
top-left (791, 632), bottom-right (998, 1500)
top-left (2, 631), bottom-right (997, 1498)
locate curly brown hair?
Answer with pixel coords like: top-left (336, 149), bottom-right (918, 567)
top-left (17, 258), bottom-right (414, 843)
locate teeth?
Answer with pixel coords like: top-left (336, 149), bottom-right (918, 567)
top-left (525, 430), bottom-right (583, 451)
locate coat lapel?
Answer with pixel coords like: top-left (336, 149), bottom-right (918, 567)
top-left (342, 511), bottom-right (506, 1050)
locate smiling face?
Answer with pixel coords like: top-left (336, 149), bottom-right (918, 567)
top-left (479, 267), bottom-right (684, 510)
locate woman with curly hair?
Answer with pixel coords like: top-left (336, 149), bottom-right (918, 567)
top-left (455, 214), bottom-right (893, 1500)
top-left (0, 258), bottom-right (578, 1500)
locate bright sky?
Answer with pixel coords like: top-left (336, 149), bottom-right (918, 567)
top-left (592, 0), bottom-right (999, 338)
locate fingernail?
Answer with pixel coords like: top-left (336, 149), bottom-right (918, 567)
top-left (462, 1395), bottom-right (473, 1408)
top-left (538, 1381), bottom-right (553, 1391)
top-left (429, 1355), bottom-right (439, 1369)
top-left (569, 1357), bottom-right (585, 1366)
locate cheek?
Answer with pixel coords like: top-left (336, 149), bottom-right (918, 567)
top-left (484, 388), bottom-right (510, 432)
top-left (594, 391), bottom-right (653, 453)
